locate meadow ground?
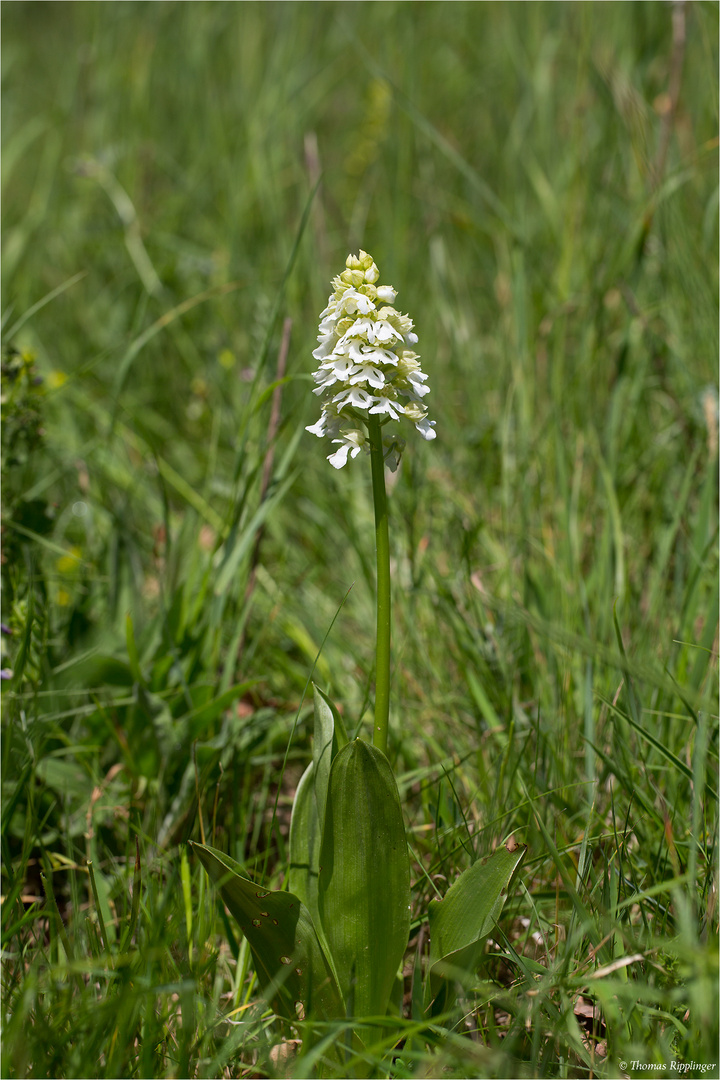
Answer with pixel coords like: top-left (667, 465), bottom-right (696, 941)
top-left (1, 3), bottom-right (718, 1078)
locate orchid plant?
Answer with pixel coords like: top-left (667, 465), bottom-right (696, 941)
top-left (305, 250), bottom-right (434, 759)
top-left (193, 253), bottom-right (525, 1076)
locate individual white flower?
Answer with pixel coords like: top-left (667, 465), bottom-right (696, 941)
top-left (312, 336), bottom-right (334, 361)
top-left (337, 288), bottom-right (376, 317)
top-left (342, 318), bottom-right (375, 342)
top-left (305, 416), bottom-right (327, 438)
top-left (312, 354), bottom-right (356, 392)
top-left (327, 444), bottom-right (354, 469)
top-left (415, 416), bottom-right (437, 440)
top-left (307, 250), bottom-right (435, 468)
top-left (348, 362), bottom-right (385, 389)
top-left (369, 394), bottom-right (405, 419)
top-left (361, 345), bottom-right (399, 367)
top-left (332, 386), bottom-right (375, 411)
top-left (403, 370), bottom-right (431, 397)
top-left (327, 428), bottom-right (366, 469)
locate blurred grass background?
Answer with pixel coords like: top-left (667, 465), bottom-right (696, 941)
top-left (2, 3), bottom-right (718, 1078)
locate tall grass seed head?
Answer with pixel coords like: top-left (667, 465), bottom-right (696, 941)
top-left (307, 251), bottom-right (435, 469)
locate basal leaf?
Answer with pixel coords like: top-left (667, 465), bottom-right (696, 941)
top-left (192, 842), bottom-right (343, 1023)
top-left (425, 842), bottom-right (526, 1013)
top-left (318, 739), bottom-right (410, 1021)
top-left (288, 686), bottom-right (348, 925)
top-left (312, 685), bottom-right (347, 842)
top-left (288, 761), bottom-right (319, 917)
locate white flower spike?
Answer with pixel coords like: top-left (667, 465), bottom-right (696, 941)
top-left (307, 251), bottom-right (435, 469)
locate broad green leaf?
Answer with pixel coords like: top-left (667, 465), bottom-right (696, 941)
top-left (288, 686), bottom-right (348, 924)
top-left (288, 761), bottom-right (318, 916)
top-left (425, 842), bottom-right (526, 1013)
top-left (318, 739), bottom-right (410, 1021)
top-left (192, 842), bottom-right (343, 1023)
top-left (313, 685), bottom-right (349, 750)
top-left (313, 685), bottom-right (348, 845)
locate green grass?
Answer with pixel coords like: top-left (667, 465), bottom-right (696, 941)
top-left (2, 2), bottom-right (718, 1077)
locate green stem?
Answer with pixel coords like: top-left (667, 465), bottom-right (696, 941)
top-left (368, 414), bottom-right (391, 757)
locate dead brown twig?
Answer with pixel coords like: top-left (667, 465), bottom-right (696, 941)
top-left (652, 0), bottom-right (687, 193)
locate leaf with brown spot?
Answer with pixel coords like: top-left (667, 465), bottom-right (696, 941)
top-left (191, 842), bottom-right (343, 1024)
